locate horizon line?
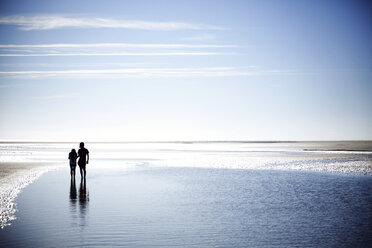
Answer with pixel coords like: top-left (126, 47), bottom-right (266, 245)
top-left (1, 140), bottom-right (371, 143)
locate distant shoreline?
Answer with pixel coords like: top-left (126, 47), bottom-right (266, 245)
top-left (1, 141), bottom-right (372, 152)
top-left (1, 140), bottom-right (372, 144)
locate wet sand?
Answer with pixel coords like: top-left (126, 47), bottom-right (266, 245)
top-left (297, 141), bottom-right (372, 152)
top-left (0, 162), bottom-right (62, 228)
top-left (0, 162), bottom-right (52, 178)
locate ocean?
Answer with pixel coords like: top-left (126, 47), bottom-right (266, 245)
top-left (0, 142), bottom-right (371, 247)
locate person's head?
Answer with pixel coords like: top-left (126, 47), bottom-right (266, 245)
top-left (71, 149), bottom-right (76, 154)
top-left (80, 142), bottom-right (84, 148)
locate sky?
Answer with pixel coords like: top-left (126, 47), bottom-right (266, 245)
top-left (0, 0), bottom-right (371, 141)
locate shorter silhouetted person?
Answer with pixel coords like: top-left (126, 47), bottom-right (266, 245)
top-left (68, 149), bottom-right (77, 177)
top-left (77, 142), bottom-right (89, 179)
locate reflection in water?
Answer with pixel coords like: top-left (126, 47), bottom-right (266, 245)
top-left (69, 177), bottom-right (89, 226)
top-left (79, 178), bottom-right (89, 215)
top-left (69, 178), bottom-right (78, 226)
top-left (69, 178), bottom-right (77, 207)
top-left (1, 167), bottom-right (371, 247)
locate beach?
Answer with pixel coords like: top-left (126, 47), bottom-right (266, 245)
top-left (0, 142), bottom-right (372, 247)
top-left (0, 162), bottom-right (62, 228)
top-left (1, 0), bottom-right (372, 246)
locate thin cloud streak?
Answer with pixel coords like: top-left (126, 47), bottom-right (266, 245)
top-left (0, 43), bottom-right (236, 48)
top-left (0, 15), bottom-right (224, 31)
top-left (0, 52), bottom-right (232, 57)
top-left (0, 67), bottom-right (289, 79)
top-left (0, 43), bottom-right (236, 57)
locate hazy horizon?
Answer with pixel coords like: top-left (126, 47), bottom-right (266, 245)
top-left (1, 139), bottom-right (372, 143)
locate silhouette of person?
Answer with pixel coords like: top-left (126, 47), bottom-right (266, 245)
top-left (68, 149), bottom-right (78, 177)
top-left (77, 142), bottom-right (89, 179)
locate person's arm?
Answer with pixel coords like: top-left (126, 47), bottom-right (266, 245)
top-left (87, 152), bottom-right (89, 164)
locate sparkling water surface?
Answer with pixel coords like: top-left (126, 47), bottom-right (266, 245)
top-left (0, 142), bottom-right (372, 247)
top-left (0, 167), bottom-right (371, 247)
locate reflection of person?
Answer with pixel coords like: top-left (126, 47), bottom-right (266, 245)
top-left (68, 149), bottom-right (77, 177)
top-left (79, 178), bottom-right (89, 218)
top-left (70, 177), bottom-right (77, 202)
top-left (79, 178), bottom-right (87, 206)
top-left (77, 142), bottom-right (89, 179)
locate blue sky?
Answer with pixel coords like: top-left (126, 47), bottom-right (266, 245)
top-left (0, 0), bottom-right (371, 141)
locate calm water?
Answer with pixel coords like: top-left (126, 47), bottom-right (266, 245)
top-left (1, 142), bottom-right (372, 247)
top-left (0, 167), bottom-right (371, 247)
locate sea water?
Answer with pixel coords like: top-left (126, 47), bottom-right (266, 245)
top-left (1, 142), bottom-right (371, 172)
top-left (0, 142), bottom-right (371, 247)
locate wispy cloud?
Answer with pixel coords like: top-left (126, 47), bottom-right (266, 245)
top-left (0, 15), bottom-right (224, 31)
top-left (0, 43), bottom-right (234, 48)
top-left (0, 62), bottom-right (169, 69)
top-left (0, 43), bottom-right (235, 57)
top-left (0, 67), bottom-right (289, 79)
top-left (0, 52), bottom-right (231, 57)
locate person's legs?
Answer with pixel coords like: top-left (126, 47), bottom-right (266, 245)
top-left (82, 165), bottom-right (86, 178)
top-left (79, 166), bottom-right (83, 178)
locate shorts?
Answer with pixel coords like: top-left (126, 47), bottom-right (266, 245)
top-left (78, 160), bottom-right (86, 168)
top-left (70, 161), bottom-right (76, 169)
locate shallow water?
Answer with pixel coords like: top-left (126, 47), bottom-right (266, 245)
top-left (1, 142), bottom-right (371, 172)
top-left (1, 142), bottom-right (372, 230)
top-left (0, 167), bottom-right (371, 247)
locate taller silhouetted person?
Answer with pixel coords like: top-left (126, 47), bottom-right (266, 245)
top-left (77, 142), bottom-right (89, 179)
